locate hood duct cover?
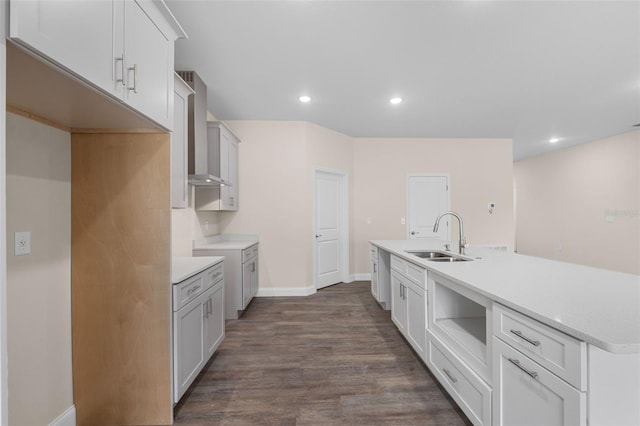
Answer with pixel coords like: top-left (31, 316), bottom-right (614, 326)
top-left (176, 71), bottom-right (228, 186)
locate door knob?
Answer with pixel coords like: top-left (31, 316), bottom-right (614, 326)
top-left (315, 234), bottom-right (322, 238)
top-left (411, 231), bottom-right (417, 235)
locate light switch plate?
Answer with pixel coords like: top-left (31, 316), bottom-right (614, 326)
top-left (15, 231), bottom-right (31, 256)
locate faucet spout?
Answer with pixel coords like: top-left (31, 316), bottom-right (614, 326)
top-left (433, 211), bottom-right (468, 255)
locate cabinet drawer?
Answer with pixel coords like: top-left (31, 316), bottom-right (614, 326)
top-left (390, 255), bottom-right (426, 289)
top-left (427, 332), bottom-right (492, 426)
top-left (173, 274), bottom-right (205, 312)
top-left (242, 244), bottom-right (258, 263)
top-left (206, 263), bottom-right (224, 287)
top-left (493, 303), bottom-right (586, 391)
top-left (370, 245), bottom-right (379, 260)
top-left (492, 337), bottom-right (586, 426)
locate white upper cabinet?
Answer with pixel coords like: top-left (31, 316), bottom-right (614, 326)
top-left (9, 0), bottom-right (186, 129)
top-left (171, 73), bottom-right (193, 208)
top-left (9, 0), bottom-right (117, 94)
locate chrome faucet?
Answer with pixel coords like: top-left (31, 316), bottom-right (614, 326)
top-left (433, 211), bottom-right (468, 255)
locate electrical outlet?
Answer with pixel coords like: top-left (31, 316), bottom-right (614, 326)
top-left (15, 231), bottom-right (31, 256)
top-left (400, 217), bottom-right (406, 225)
top-left (366, 217), bottom-right (372, 225)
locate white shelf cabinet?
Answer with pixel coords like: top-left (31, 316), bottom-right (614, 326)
top-left (9, 0), bottom-right (184, 129)
top-left (171, 73), bottom-right (193, 208)
top-left (195, 122), bottom-right (240, 211)
top-left (428, 271), bottom-right (492, 384)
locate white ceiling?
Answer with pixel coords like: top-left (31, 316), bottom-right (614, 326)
top-left (167, 0), bottom-right (640, 160)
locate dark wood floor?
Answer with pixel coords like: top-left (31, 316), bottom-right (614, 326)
top-left (174, 281), bottom-right (470, 425)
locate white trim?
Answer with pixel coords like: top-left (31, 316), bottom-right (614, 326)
top-left (350, 273), bottom-right (371, 282)
top-left (0, 2), bottom-right (8, 423)
top-left (256, 286), bottom-right (316, 297)
top-left (312, 168), bottom-right (350, 289)
top-left (406, 174), bottom-right (451, 241)
top-left (49, 405), bottom-right (76, 426)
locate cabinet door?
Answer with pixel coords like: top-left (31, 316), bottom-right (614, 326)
top-left (222, 139), bottom-right (239, 210)
top-left (171, 75), bottom-right (192, 208)
top-left (492, 337), bottom-right (586, 426)
top-left (173, 293), bottom-right (206, 402)
top-left (9, 0), bottom-right (119, 95)
top-left (371, 258), bottom-right (379, 300)
top-left (406, 282), bottom-right (426, 359)
top-left (390, 271), bottom-right (407, 334)
top-left (204, 285), bottom-right (225, 359)
top-left (250, 256), bottom-right (259, 299)
top-left (122, 0), bottom-right (173, 128)
top-left (242, 260), bottom-right (252, 309)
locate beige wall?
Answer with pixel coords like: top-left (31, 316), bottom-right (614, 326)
top-left (212, 121), bottom-right (513, 290)
top-left (514, 130), bottom-right (640, 275)
top-left (353, 138), bottom-right (515, 274)
top-left (218, 121), bottom-right (312, 291)
top-left (6, 113), bottom-right (73, 425)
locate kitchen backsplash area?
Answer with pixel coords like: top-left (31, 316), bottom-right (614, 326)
top-left (172, 187), bottom-right (220, 257)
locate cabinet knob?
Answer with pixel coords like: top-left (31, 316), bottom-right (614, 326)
top-left (411, 231), bottom-right (417, 235)
top-left (315, 234), bottom-right (322, 238)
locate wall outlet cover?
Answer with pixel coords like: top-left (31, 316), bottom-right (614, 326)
top-left (15, 231), bottom-right (31, 256)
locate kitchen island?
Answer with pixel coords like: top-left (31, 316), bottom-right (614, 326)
top-left (370, 240), bottom-right (640, 426)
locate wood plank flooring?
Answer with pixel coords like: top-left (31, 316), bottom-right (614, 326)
top-left (174, 281), bottom-right (470, 425)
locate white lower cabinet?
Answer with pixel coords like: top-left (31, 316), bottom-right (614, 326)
top-left (390, 255), bottom-right (426, 359)
top-left (173, 263), bottom-right (225, 403)
top-left (427, 332), bottom-right (492, 426)
top-left (492, 337), bottom-right (586, 425)
top-left (391, 271), bottom-right (408, 335)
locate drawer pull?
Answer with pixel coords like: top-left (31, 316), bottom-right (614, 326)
top-left (442, 368), bottom-right (457, 383)
top-left (187, 285), bottom-right (201, 296)
top-left (508, 358), bottom-right (539, 380)
top-left (373, 263), bottom-right (377, 273)
top-left (510, 329), bottom-right (540, 347)
top-left (213, 272), bottom-right (222, 279)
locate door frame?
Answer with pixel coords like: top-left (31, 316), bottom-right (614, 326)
top-left (313, 168), bottom-right (350, 289)
top-left (1, 5), bottom-right (8, 423)
top-left (406, 174), bottom-right (451, 241)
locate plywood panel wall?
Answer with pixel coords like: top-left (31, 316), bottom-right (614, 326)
top-left (71, 133), bottom-right (172, 425)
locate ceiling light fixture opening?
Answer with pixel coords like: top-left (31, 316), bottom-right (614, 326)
top-left (390, 97), bottom-right (403, 105)
top-left (298, 95), bottom-right (311, 103)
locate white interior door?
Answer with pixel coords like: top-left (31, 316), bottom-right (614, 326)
top-left (408, 175), bottom-right (449, 240)
top-left (315, 171), bottom-right (344, 289)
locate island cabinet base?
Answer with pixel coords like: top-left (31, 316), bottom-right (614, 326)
top-left (587, 345), bottom-right (640, 425)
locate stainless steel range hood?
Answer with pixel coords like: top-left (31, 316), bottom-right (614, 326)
top-left (176, 71), bottom-right (229, 186)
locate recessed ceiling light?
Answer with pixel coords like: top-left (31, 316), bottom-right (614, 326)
top-left (549, 137), bottom-right (561, 144)
top-left (298, 95), bottom-right (311, 103)
top-left (390, 97), bottom-right (403, 105)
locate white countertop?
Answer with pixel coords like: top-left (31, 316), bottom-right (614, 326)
top-left (172, 256), bottom-right (224, 284)
top-left (193, 234), bottom-right (259, 251)
top-left (371, 240), bottom-right (640, 354)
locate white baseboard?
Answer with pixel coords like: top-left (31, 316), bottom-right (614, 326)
top-left (256, 286), bottom-right (316, 297)
top-left (49, 405), bottom-right (76, 426)
top-left (351, 273), bottom-right (371, 281)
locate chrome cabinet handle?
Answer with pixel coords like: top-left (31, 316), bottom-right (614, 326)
top-left (508, 358), bottom-right (539, 379)
top-left (208, 298), bottom-right (212, 315)
top-left (399, 283), bottom-right (403, 299)
top-left (442, 368), bottom-right (457, 383)
top-left (115, 56), bottom-right (125, 86)
top-left (373, 263), bottom-right (377, 273)
top-left (510, 329), bottom-right (540, 347)
top-left (187, 285), bottom-right (201, 296)
top-left (252, 262), bottom-right (256, 272)
top-left (128, 64), bottom-right (138, 93)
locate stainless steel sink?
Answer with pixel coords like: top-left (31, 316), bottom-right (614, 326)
top-left (405, 250), bottom-right (473, 262)
top-left (426, 257), bottom-right (471, 262)
top-left (405, 250), bottom-right (452, 259)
